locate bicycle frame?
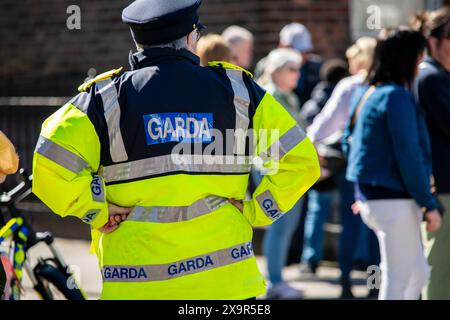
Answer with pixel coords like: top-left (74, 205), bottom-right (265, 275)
top-left (1, 170), bottom-right (86, 300)
top-left (0, 217), bottom-right (29, 299)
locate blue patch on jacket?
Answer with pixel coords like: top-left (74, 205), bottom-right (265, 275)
top-left (143, 112), bottom-right (213, 145)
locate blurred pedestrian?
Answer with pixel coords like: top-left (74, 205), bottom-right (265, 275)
top-left (297, 59), bottom-right (349, 278)
top-left (308, 37), bottom-right (377, 143)
top-left (196, 33), bottom-right (231, 66)
top-left (256, 48), bottom-right (305, 299)
top-left (344, 28), bottom-right (442, 300)
top-left (306, 37), bottom-right (380, 299)
top-left (222, 25), bottom-right (254, 69)
top-left (300, 59), bottom-right (348, 128)
top-left (254, 23), bottom-right (324, 271)
top-left (280, 23), bottom-right (323, 107)
top-left (412, 7), bottom-right (450, 300)
top-left (258, 49), bottom-right (302, 122)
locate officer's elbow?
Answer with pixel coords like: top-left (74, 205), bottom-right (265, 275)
top-left (32, 179), bottom-right (71, 219)
top-left (301, 139), bottom-right (321, 184)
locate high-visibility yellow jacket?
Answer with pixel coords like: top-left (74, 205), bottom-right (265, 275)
top-left (32, 48), bottom-right (320, 300)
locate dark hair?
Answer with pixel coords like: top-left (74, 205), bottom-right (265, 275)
top-left (411, 7), bottom-right (450, 48)
top-left (412, 7), bottom-right (450, 38)
top-left (319, 59), bottom-right (348, 83)
top-left (366, 28), bottom-right (427, 88)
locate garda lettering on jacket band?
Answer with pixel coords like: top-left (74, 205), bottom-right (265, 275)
top-left (81, 209), bottom-right (100, 224)
top-left (102, 242), bottom-right (254, 282)
top-left (256, 190), bottom-right (284, 221)
top-left (102, 267), bottom-right (148, 280)
top-left (91, 175), bottom-right (105, 203)
top-left (143, 113), bottom-right (213, 145)
top-left (168, 256), bottom-right (214, 276)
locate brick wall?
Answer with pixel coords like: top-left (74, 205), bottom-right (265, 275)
top-left (200, 0), bottom-right (350, 64)
top-left (2, 1), bottom-right (450, 98)
top-left (0, 0), bottom-right (350, 97)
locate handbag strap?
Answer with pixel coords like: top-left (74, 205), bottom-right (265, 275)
top-left (350, 85), bottom-right (376, 130)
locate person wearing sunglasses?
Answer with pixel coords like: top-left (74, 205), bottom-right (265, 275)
top-left (256, 48), bottom-right (305, 299)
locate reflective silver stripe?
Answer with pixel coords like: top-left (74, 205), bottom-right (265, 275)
top-left (70, 91), bottom-right (90, 113)
top-left (128, 195), bottom-right (229, 223)
top-left (102, 241), bottom-right (254, 282)
top-left (35, 136), bottom-right (89, 174)
top-left (99, 154), bottom-right (252, 184)
top-left (256, 190), bottom-right (284, 221)
top-left (81, 209), bottom-right (100, 224)
top-left (225, 69), bottom-right (250, 155)
top-left (97, 79), bottom-right (128, 163)
top-left (260, 124), bottom-right (306, 162)
top-left (91, 175), bottom-right (105, 203)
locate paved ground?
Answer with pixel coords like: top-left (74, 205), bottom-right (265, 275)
top-left (15, 238), bottom-right (370, 300)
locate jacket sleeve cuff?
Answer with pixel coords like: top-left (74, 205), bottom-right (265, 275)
top-left (81, 205), bottom-right (109, 230)
top-left (242, 200), bottom-right (255, 225)
top-left (420, 197), bottom-right (440, 214)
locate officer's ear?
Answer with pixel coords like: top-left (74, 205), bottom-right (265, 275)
top-left (186, 30), bottom-right (198, 53)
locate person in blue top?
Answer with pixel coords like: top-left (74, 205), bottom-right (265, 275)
top-left (343, 28), bottom-right (442, 300)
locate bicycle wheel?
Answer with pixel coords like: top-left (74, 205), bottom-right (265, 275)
top-left (33, 260), bottom-right (85, 300)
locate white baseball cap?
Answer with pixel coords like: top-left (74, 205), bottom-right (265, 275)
top-left (279, 23), bottom-right (313, 52)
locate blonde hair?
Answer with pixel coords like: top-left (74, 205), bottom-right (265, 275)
top-left (196, 34), bottom-right (232, 66)
top-left (346, 37), bottom-right (377, 73)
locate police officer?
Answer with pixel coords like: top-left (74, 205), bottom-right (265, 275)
top-left (32, 0), bottom-right (320, 299)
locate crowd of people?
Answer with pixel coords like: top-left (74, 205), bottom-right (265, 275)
top-left (196, 6), bottom-right (450, 300)
top-left (1, 4), bottom-right (449, 301)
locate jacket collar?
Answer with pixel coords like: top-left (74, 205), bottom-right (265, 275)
top-left (129, 47), bottom-right (200, 71)
top-left (423, 56), bottom-right (449, 74)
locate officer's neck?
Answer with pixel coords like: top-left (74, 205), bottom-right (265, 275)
top-left (129, 47), bottom-right (201, 70)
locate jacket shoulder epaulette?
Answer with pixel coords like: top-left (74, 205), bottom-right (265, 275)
top-left (77, 67), bottom-right (123, 92)
top-left (208, 61), bottom-right (253, 78)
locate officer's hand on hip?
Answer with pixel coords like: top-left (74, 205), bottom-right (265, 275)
top-left (98, 203), bottom-right (132, 234)
top-left (229, 199), bottom-right (244, 213)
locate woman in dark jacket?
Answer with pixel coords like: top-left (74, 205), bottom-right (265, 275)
top-left (343, 28), bottom-right (442, 300)
top-left (413, 7), bottom-right (450, 300)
